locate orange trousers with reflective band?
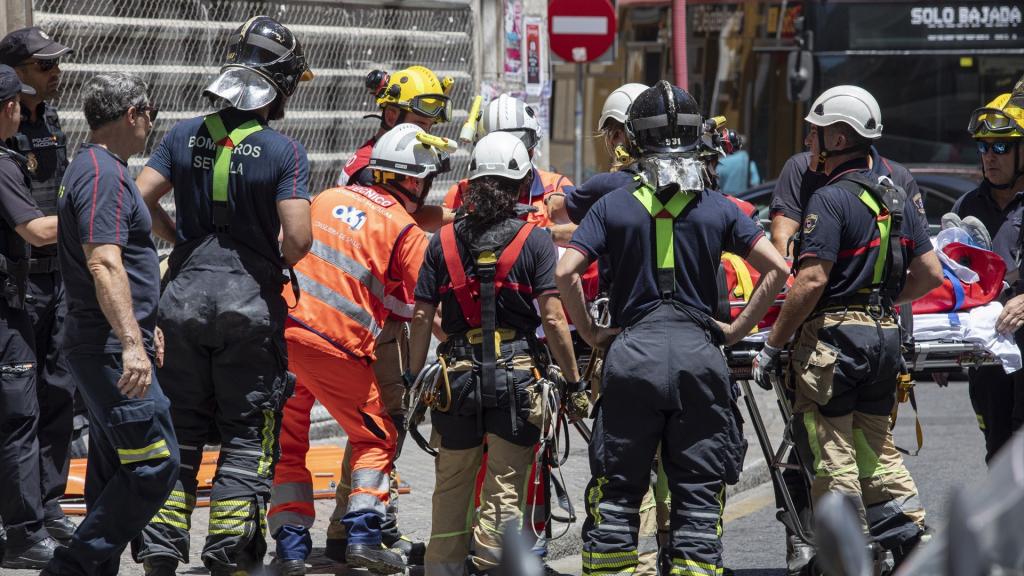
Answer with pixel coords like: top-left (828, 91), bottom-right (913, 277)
top-left (269, 324), bottom-right (396, 541)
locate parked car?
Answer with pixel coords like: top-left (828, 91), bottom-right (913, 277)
top-left (737, 163), bottom-right (982, 234)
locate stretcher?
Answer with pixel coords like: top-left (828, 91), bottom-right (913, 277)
top-left (726, 316), bottom-right (1005, 571)
top-left (60, 445), bottom-right (351, 516)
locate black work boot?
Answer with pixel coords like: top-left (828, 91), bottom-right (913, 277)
top-left (2, 536), bottom-right (59, 569)
top-left (385, 535), bottom-right (425, 566)
top-left (45, 516), bottom-right (78, 544)
top-left (324, 537), bottom-right (347, 563)
top-left (786, 530), bottom-right (816, 576)
top-left (346, 543), bottom-right (407, 574)
top-left (274, 558), bottom-right (307, 575)
top-left (143, 556), bottom-right (179, 576)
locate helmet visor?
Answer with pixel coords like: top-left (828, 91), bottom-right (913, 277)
top-left (409, 94), bottom-right (451, 121)
top-left (969, 107), bottom-right (1023, 136)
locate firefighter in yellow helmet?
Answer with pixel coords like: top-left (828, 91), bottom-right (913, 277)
top-left (952, 88), bottom-right (1024, 463)
top-left (338, 65), bottom-right (454, 188)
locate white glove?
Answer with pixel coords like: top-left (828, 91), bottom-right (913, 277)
top-left (752, 343), bottom-right (782, 391)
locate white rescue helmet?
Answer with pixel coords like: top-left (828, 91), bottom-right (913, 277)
top-left (476, 94), bottom-right (541, 150)
top-left (369, 123), bottom-right (448, 179)
top-left (598, 83), bottom-right (648, 131)
top-left (469, 132), bottom-right (532, 181)
top-left (804, 85), bottom-right (883, 140)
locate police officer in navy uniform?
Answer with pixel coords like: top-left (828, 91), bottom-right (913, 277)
top-left (0, 63), bottom-right (63, 570)
top-left (753, 85), bottom-right (943, 568)
top-left (133, 16), bottom-right (313, 576)
top-left (557, 81), bottom-right (788, 576)
top-left (0, 26), bottom-right (79, 546)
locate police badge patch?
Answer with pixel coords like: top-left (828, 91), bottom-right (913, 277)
top-left (803, 213), bottom-right (818, 234)
top-left (912, 192), bottom-right (926, 215)
top-left (26, 152), bottom-right (37, 174)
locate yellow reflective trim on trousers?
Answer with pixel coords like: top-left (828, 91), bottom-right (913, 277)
top-left (211, 500), bottom-right (251, 507)
top-left (583, 568), bottom-right (636, 576)
top-left (716, 485), bottom-right (725, 538)
top-left (803, 412), bottom-right (824, 477)
top-left (430, 528), bottom-right (473, 539)
top-left (210, 509), bottom-right (251, 518)
top-left (583, 550), bottom-right (639, 562)
top-left (258, 409), bottom-right (275, 477)
top-left (857, 189), bottom-right (889, 286)
top-left (117, 439), bottom-right (171, 464)
top-left (588, 476), bottom-right (609, 525)
top-left (672, 558), bottom-right (722, 573)
top-left (164, 490), bottom-right (197, 509)
top-left (151, 511), bottom-right (190, 530)
top-left (976, 414), bottom-right (986, 430)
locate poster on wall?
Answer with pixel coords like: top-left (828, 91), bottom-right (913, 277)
top-left (524, 17), bottom-right (544, 97)
top-left (504, 0), bottom-right (523, 78)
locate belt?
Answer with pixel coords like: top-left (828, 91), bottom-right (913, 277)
top-left (28, 257), bottom-right (58, 275)
top-left (441, 328), bottom-right (532, 361)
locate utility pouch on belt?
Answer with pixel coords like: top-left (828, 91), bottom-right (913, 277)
top-left (0, 253), bottom-right (29, 309)
top-left (791, 338), bottom-right (840, 406)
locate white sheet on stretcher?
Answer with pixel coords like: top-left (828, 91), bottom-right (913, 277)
top-left (913, 302), bottom-right (1021, 373)
top-left (740, 302), bottom-right (1022, 374)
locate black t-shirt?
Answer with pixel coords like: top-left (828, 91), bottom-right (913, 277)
top-left (146, 107), bottom-right (311, 268)
top-left (58, 144), bottom-right (160, 353)
top-left (770, 149), bottom-right (923, 223)
top-left (570, 185), bottom-right (765, 327)
top-left (564, 169), bottom-right (636, 224)
top-left (0, 148), bottom-right (36, 262)
top-left (415, 218), bottom-right (558, 336)
top-left (798, 159), bottom-right (932, 301)
top-left (953, 181), bottom-right (1024, 279)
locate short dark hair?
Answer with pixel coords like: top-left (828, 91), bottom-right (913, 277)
top-left (82, 72), bottom-right (149, 130)
top-left (833, 122), bottom-right (870, 150)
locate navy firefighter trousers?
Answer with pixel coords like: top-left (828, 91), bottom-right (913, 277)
top-left (581, 302), bottom-right (747, 576)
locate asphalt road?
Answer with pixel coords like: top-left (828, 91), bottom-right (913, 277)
top-left (548, 379), bottom-right (987, 576)
top-left (5, 379), bottom-right (986, 575)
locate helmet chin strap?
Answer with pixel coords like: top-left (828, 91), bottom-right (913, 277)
top-left (382, 177), bottom-right (425, 213)
top-left (815, 124), bottom-right (867, 167)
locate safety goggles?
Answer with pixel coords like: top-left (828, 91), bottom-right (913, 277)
top-left (968, 107), bottom-right (1023, 135)
top-left (19, 58), bottom-right (59, 72)
top-left (407, 94), bottom-right (452, 122)
top-left (498, 128), bottom-right (539, 151)
top-left (976, 140), bottom-right (1018, 155)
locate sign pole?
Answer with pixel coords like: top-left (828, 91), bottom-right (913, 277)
top-left (574, 62), bottom-right (584, 185)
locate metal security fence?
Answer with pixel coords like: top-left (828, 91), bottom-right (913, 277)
top-left (35, 0), bottom-right (476, 251)
top-left (35, 0), bottom-right (475, 440)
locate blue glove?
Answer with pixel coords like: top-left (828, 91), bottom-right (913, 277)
top-left (752, 343), bottom-right (782, 391)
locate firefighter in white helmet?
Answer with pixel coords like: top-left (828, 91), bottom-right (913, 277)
top-left (410, 130), bottom-right (581, 576)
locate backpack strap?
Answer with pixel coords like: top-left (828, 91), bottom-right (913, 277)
top-left (631, 178), bottom-right (695, 297)
top-left (203, 112), bottom-right (264, 231)
top-left (440, 223), bottom-right (478, 326)
top-left (833, 172), bottom-right (907, 299)
top-left (439, 221), bottom-right (536, 328)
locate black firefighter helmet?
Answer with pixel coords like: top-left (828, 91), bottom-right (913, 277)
top-left (204, 16), bottom-right (313, 111)
top-left (625, 80), bottom-right (703, 155)
top-left (224, 16), bottom-right (313, 97)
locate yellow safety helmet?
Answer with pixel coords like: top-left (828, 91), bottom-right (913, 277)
top-left (969, 93), bottom-right (1024, 139)
top-left (365, 65), bottom-right (454, 123)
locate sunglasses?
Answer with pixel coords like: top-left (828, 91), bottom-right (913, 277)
top-left (137, 105), bottom-right (159, 122)
top-left (977, 141), bottom-right (1017, 155)
top-left (19, 58), bottom-right (59, 72)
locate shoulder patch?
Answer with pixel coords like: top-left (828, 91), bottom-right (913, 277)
top-left (911, 192), bottom-right (926, 215)
top-left (803, 213), bottom-right (818, 234)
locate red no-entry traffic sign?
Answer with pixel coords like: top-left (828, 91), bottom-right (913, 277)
top-left (547, 0), bottom-right (617, 63)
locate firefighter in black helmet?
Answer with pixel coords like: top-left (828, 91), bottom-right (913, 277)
top-left (557, 81), bottom-right (788, 576)
top-left (133, 16), bottom-right (313, 576)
